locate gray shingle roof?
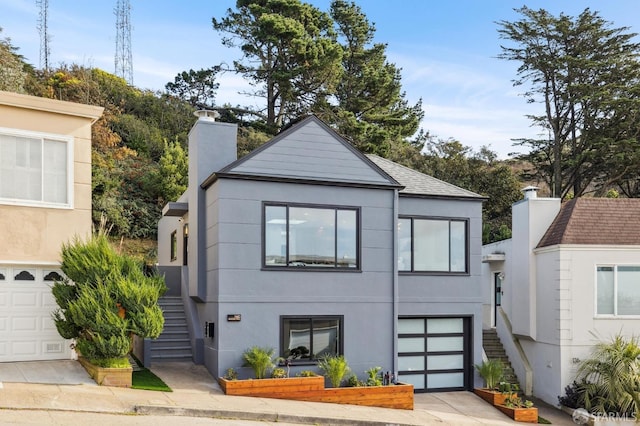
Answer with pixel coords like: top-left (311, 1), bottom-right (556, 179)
top-left (537, 198), bottom-right (640, 247)
top-left (366, 154), bottom-right (484, 199)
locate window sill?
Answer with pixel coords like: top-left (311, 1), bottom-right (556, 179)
top-left (399, 271), bottom-right (470, 277)
top-left (594, 315), bottom-right (640, 319)
top-left (262, 266), bottom-right (362, 273)
top-left (0, 199), bottom-right (73, 210)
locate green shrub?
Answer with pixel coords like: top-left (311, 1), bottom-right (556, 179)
top-left (271, 367), bottom-right (287, 378)
top-left (365, 366), bottom-right (383, 386)
top-left (575, 334), bottom-right (640, 416)
top-left (224, 368), bottom-right (238, 380)
top-left (51, 232), bottom-right (166, 363)
top-left (242, 346), bottom-right (276, 379)
top-left (317, 355), bottom-right (350, 388)
top-left (474, 359), bottom-right (504, 390)
top-left (296, 370), bottom-right (317, 377)
top-left (346, 374), bottom-right (365, 387)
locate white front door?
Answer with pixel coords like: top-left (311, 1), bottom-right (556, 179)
top-left (0, 266), bottom-right (72, 362)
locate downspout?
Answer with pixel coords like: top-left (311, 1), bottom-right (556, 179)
top-left (392, 189), bottom-right (399, 380)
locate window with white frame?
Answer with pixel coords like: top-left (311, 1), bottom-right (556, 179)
top-left (398, 217), bottom-right (468, 273)
top-left (264, 203), bottom-right (359, 269)
top-left (597, 265), bottom-right (640, 316)
top-left (0, 128), bottom-right (73, 207)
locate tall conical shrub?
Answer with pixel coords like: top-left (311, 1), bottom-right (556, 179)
top-left (52, 232), bottom-right (167, 365)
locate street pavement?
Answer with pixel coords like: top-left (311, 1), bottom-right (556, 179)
top-left (0, 360), bottom-right (575, 425)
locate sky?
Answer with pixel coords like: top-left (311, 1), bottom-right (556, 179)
top-left (2, 1), bottom-right (640, 158)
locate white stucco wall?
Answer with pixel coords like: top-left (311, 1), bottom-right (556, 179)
top-left (510, 197), bottom-right (560, 338)
top-left (509, 244), bottom-right (640, 405)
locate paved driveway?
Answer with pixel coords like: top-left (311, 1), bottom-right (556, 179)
top-left (0, 360), bottom-right (95, 385)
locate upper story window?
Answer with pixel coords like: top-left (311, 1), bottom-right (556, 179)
top-left (0, 127), bottom-right (73, 208)
top-left (398, 217), bottom-right (468, 274)
top-left (263, 203), bottom-right (359, 269)
top-left (597, 265), bottom-right (640, 316)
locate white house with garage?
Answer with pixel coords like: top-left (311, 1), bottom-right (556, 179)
top-left (0, 91), bottom-right (103, 362)
top-left (156, 113), bottom-right (487, 392)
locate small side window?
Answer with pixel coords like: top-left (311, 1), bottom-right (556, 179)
top-left (170, 230), bottom-right (178, 262)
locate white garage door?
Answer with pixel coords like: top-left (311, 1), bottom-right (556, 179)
top-left (0, 266), bottom-right (72, 362)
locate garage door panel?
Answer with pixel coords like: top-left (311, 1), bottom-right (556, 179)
top-left (0, 266), bottom-right (71, 362)
top-left (426, 372), bottom-right (464, 389)
top-left (11, 291), bottom-right (39, 307)
top-left (12, 316), bottom-right (38, 331)
top-left (427, 354), bottom-right (464, 370)
top-left (401, 374), bottom-right (425, 389)
top-left (11, 341), bottom-right (38, 356)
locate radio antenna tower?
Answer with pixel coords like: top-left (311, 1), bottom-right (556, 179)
top-left (114, 0), bottom-right (133, 85)
top-left (36, 0), bottom-right (51, 71)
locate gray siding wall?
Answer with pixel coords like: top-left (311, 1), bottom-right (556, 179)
top-left (397, 196), bottom-right (484, 384)
top-left (202, 178), bottom-right (397, 378)
top-left (231, 119), bottom-right (392, 185)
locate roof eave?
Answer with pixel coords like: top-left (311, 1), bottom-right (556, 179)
top-left (202, 172), bottom-right (404, 191)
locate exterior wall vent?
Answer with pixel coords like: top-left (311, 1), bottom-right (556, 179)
top-left (46, 342), bottom-right (63, 353)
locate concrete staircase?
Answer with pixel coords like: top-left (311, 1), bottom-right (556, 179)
top-left (482, 328), bottom-right (519, 387)
top-left (150, 296), bottom-right (193, 362)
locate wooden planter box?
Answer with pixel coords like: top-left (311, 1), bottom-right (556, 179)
top-left (474, 388), bottom-right (517, 405)
top-left (78, 357), bottom-right (132, 388)
top-left (218, 376), bottom-right (414, 410)
top-left (219, 375), bottom-right (325, 396)
top-left (495, 404), bottom-right (538, 423)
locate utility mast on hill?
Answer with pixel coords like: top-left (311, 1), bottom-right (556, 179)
top-left (36, 0), bottom-right (50, 71)
top-left (114, 0), bottom-right (133, 85)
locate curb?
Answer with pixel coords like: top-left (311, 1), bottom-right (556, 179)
top-left (134, 405), bottom-right (418, 426)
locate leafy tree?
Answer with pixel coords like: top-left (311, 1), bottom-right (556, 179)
top-left (422, 139), bottom-right (522, 243)
top-left (213, 0), bottom-right (343, 130)
top-left (52, 231), bottom-right (166, 365)
top-left (147, 139), bottom-right (189, 204)
top-left (497, 7), bottom-right (640, 198)
top-left (0, 28), bottom-right (28, 93)
top-left (317, 0), bottom-right (424, 156)
top-left (166, 67), bottom-right (220, 108)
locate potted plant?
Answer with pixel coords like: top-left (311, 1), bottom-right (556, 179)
top-left (495, 394), bottom-right (538, 423)
top-left (473, 359), bottom-right (517, 405)
top-left (51, 230), bottom-right (166, 387)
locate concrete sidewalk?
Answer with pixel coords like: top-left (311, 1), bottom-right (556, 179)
top-left (0, 361), bottom-right (575, 425)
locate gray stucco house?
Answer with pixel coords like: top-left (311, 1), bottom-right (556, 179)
top-left (156, 113), bottom-right (485, 392)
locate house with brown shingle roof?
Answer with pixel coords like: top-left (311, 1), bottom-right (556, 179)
top-left (481, 188), bottom-right (640, 406)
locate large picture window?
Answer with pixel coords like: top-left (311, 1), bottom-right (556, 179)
top-left (281, 316), bottom-right (343, 362)
top-left (398, 217), bottom-right (468, 273)
top-left (597, 265), bottom-right (640, 316)
top-left (0, 128), bottom-right (72, 208)
top-left (264, 203), bottom-right (359, 269)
